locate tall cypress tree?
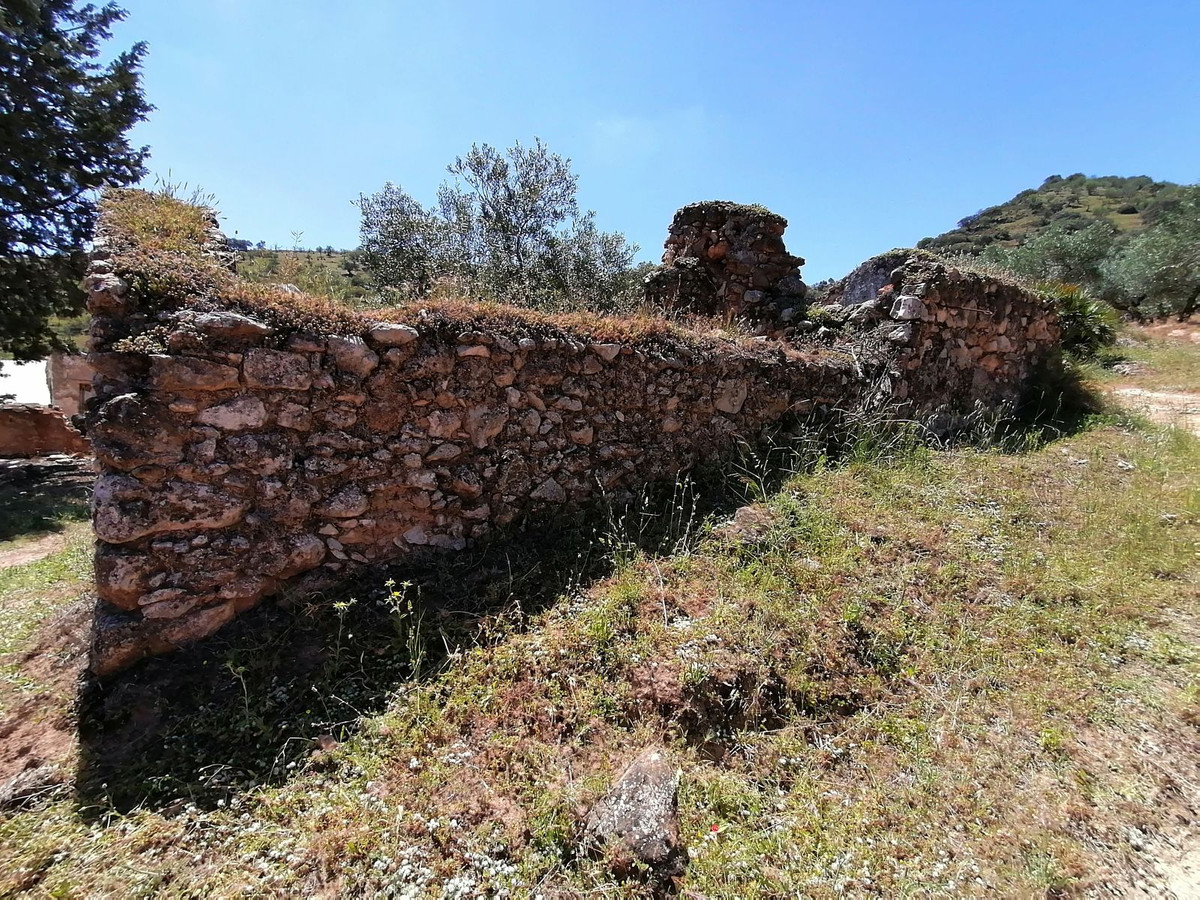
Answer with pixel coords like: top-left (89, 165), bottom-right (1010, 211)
top-left (0, 0), bottom-right (150, 360)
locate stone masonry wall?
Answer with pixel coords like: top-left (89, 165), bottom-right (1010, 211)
top-left (84, 193), bottom-right (1061, 675)
top-left (0, 403), bottom-right (90, 457)
top-left (819, 249), bottom-right (1062, 429)
top-left (645, 202), bottom-right (808, 334)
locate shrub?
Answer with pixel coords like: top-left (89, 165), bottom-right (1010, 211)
top-left (1040, 281), bottom-right (1118, 359)
top-left (357, 138), bottom-right (642, 314)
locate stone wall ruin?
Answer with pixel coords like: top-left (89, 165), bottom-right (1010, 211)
top-left (0, 403), bottom-right (90, 457)
top-left (645, 201), bottom-right (808, 335)
top-left (84, 194), bottom-right (1062, 674)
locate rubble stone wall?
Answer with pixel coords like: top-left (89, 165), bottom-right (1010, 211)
top-left (84, 193), bottom-right (1061, 675)
top-left (85, 298), bottom-right (863, 675)
top-left (821, 249), bottom-right (1062, 429)
top-left (0, 403), bottom-right (90, 457)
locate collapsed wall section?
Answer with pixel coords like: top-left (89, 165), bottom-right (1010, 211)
top-left (0, 403), bottom-right (90, 457)
top-left (645, 201), bottom-right (808, 334)
top-left (819, 249), bottom-right (1062, 429)
top-left (84, 192), bottom-right (1061, 675)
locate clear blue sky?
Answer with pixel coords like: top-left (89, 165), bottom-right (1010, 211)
top-left (113, 0), bottom-right (1200, 282)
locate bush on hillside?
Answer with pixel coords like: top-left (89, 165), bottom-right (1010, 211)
top-left (1101, 186), bottom-right (1200, 321)
top-left (969, 185), bottom-right (1200, 322)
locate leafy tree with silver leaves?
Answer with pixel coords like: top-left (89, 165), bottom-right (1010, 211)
top-left (1102, 186), bottom-right (1200, 320)
top-left (358, 138), bottom-right (640, 311)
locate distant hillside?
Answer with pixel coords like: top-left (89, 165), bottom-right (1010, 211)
top-left (238, 247), bottom-right (372, 303)
top-left (918, 174), bottom-right (1188, 256)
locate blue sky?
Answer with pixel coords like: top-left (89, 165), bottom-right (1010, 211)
top-left (113, 0), bottom-right (1200, 282)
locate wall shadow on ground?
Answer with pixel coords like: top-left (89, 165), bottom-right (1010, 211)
top-left (0, 456), bottom-right (92, 544)
top-left (71, 378), bottom-right (1100, 816)
top-left (72, 447), bottom-right (769, 815)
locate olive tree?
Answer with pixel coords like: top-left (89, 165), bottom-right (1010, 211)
top-left (1102, 186), bottom-right (1200, 320)
top-left (979, 221), bottom-right (1118, 287)
top-left (357, 139), bottom-right (640, 311)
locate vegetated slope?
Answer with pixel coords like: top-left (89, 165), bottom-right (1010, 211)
top-left (237, 248), bottom-right (371, 304)
top-left (1, 331), bottom-right (1198, 897)
top-left (919, 174), bottom-right (1187, 257)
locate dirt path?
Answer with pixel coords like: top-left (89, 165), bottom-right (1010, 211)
top-left (1100, 327), bottom-right (1200, 898)
top-left (0, 532), bottom-right (68, 570)
top-left (1108, 387), bottom-right (1200, 436)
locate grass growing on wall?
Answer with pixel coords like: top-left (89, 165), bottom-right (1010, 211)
top-left (98, 189), bottom-right (776, 354)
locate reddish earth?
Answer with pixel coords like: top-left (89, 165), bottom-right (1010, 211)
top-left (0, 597), bottom-right (90, 789)
top-left (0, 532), bottom-right (68, 570)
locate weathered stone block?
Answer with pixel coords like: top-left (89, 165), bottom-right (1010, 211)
top-left (891, 294), bottom-right (927, 321)
top-left (465, 405), bottom-right (508, 449)
top-left (315, 486), bottom-right (369, 519)
top-left (328, 336), bottom-right (379, 377)
top-left (189, 311), bottom-right (273, 341)
top-left (244, 349), bottom-right (313, 390)
top-left (93, 474), bottom-right (250, 544)
top-left (196, 396), bottom-right (267, 430)
top-left (367, 322), bottom-right (419, 347)
top-left (149, 355), bottom-right (240, 392)
top-left (583, 746), bottom-right (686, 877)
top-left (531, 477), bottom-right (567, 503)
top-left (277, 402), bottom-right (313, 431)
top-left (714, 381), bottom-right (749, 415)
top-left (90, 393), bottom-right (186, 470)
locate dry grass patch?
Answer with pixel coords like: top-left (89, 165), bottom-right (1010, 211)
top-left (98, 190), bottom-right (797, 357)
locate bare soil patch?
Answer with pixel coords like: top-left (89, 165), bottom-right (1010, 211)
top-left (0, 532), bottom-right (68, 570)
top-left (0, 595), bottom-right (90, 787)
top-left (1134, 318), bottom-right (1200, 345)
top-left (1109, 387), bottom-right (1200, 435)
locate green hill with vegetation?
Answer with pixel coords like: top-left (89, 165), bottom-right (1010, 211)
top-left (917, 175), bottom-right (1199, 322)
top-left (918, 174), bottom-right (1188, 257)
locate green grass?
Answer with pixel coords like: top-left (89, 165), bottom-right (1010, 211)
top-left (1, 376), bottom-right (1197, 896)
top-left (0, 470), bottom-right (91, 548)
top-left (1095, 335), bottom-right (1200, 393)
top-left (0, 524), bottom-right (91, 714)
